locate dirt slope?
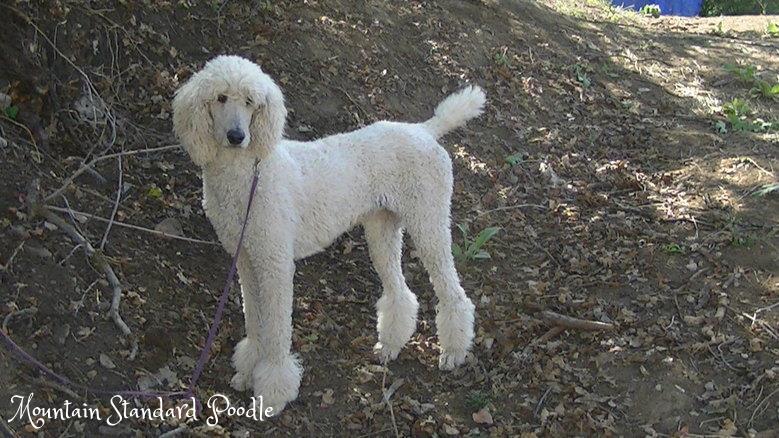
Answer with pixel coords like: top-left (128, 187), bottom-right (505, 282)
top-left (0, 0), bottom-right (777, 436)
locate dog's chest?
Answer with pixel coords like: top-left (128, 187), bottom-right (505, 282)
top-left (202, 179), bottom-right (246, 255)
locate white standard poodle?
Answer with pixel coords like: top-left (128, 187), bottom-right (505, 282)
top-left (172, 55), bottom-right (484, 414)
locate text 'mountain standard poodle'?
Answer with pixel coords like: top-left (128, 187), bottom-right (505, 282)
top-left (172, 55), bottom-right (485, 414)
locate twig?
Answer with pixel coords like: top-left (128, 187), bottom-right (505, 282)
top-left (0, 240), bottom-right (26, 272)
top-left (34, 377), bottom-right (83, 401)
top-left (2, 307), bottom-right (37, 333)
top-left (380, 368), bottom-right (401, 438)
top-left (754, 300), bottom-right (779, 316)
top-left (0, 415), bottom-right (15, 438)
top-left (537, 310), bottom-right (615, 331)
top-left (1, 3), bottom-right (115, 155)
top-left (475, 203), bottom-right (548, 218)
top-left (749, 387), bottom-right (779, 427)
top-left (44, 144), bottom-right (181, 203)
top-left (743, 157), bottom-right (774, 178)
top-left (100, 154), bottom-right (123, 250)
top-left (534, 387), bottom-right (552, 417)
top-left (45, 206), bottom-right (217, 245)
top-left (538, 326), bottom-right (565, 343)
top-left (30, 192), bottom-right (139, 360)
top-left (1, 115), bottom-right (41, 160)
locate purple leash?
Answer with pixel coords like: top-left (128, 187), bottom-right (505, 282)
top-left (1, 168), bottom-right (260, 407)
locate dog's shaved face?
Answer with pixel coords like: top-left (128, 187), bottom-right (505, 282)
top-left (209, 91), bottom-right (255, 149)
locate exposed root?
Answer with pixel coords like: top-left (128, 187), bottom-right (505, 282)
top-left (27, 180), bottom-right (138, 360)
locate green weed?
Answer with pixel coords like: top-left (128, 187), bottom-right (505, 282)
top-left (453, 224), bottom-right (500, 262)
top-left (750, 80), bottom-right (779, 99)
top-left (574, 64), bottom-right (592, 88)
top-left (639, 4), bottom-right (661, 17)
top-left (725, 63), bottom-right (757, 83)
top-left (753, 182), bottom-right (779, 197)
top-left (663, 243), bottom-right (684, 254)
top-left (466, 391), bottom-right (491, 410)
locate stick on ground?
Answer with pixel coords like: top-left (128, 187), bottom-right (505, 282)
top-left (538, 310), bottom-right (615, 331)
top-left (28, 180), bottom-right (139, 360)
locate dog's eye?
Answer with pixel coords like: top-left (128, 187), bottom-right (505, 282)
top-left (217, 94), bottom-right (227, 103)
top-left (246, 98), bottom-right (253, 106)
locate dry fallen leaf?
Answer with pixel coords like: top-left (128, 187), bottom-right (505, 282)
top-left (472, 407), bottom-right (494, 425)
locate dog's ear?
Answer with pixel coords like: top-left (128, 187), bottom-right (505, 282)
top-left (249, 79), bottom-right (287, 158)
top-left (172, 73), bottom-right (218, 167)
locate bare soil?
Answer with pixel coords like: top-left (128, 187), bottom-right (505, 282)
top-left (0, 1), bottom-right (777, 436)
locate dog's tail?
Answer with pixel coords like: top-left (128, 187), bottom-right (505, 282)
top-left (423, 85), bottom-right (486, 138)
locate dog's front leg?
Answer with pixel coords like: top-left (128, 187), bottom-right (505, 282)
top-left (230, 255), bottom-right (265, 392)
top-left (239, 237), bottom-right (300, 416)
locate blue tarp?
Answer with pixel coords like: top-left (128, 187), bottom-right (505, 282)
top-left (611, 0), bottom-right (703, 16)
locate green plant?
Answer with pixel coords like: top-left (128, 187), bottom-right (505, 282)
top-left (731, 233), bottom-right (756, 247)
top-left (505, 152), bottom-right (524, 166)
top-left (453, 224), bottom-right (500, 262)
top-left (466, 391), bottom-right (490, 410)
top-left (725, 63), bottom-right (757, 83)
top-left (663, 243), bottom-right (684, 254)
top-left (722, 98), bottom-right (758, 132)
top-left (753, 182), bottom-right (779, 196)
top-left (639, 4), bottom-right (661, 17)
top-left (750, 80), bottom-right (779, 99)
top-left (711, 21), bottom-right (729, 37)
top-left (767, 22), bottom-right (779, 37)
top-left (573, 64), bottom-right (591, 88)
top-left (494, 48), bottom-right (510, 68)
top-left (4, 105), bottom-right (19, 120)
top-left (702, 0), bottom-right (778, 16)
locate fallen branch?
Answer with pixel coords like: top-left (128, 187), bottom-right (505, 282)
top-left (28, 180), bottom-right (138, 360)
top-left (45, 206), bottom-right (217, 245)
top-left (100, 153), bottom-right (123, 250)
top-left (538, 310), bottom-right (615, 331)
top-left (44, 144), bottom-right (181, 203)
top-left (0, 240), bottom-right (26, 272)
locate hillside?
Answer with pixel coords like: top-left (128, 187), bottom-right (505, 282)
top-left (1, 0), bottom-right (777, 436)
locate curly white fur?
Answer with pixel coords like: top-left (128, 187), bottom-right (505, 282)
top-left (172, 55), bottom-right (484, 415)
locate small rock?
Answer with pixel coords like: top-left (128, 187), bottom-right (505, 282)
top-left (442, 423), bottom-right (460, 435)
top-left (321, 388), bottom-right (335, 406)
top-left (0, 93), bottom-right (10, 110)
top-left (25, 245), bottom-right (52, 259)
top-left (154, 217), bottom-right (183, 237)
top-left (99, 353), bottom-right (117, 369)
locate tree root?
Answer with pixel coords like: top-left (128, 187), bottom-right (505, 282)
top-left (27, 180), bottom-right (138, 360)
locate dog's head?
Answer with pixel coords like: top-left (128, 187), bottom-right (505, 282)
top-left (172, 55), bottom-right (287, 167)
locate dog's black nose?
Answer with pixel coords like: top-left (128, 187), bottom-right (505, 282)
top-left (226, 129), bottom-right (245, 145)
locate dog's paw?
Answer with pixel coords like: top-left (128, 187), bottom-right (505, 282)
top-left (230, 371), bottom-right (253, 392)
top-left (252, 355), bottom-right (302, 416)
top-left (438, 349), bottom-right (467, 371)
top-left (231, 338), bottom-right (263, 392)
top-left (373, 341), bottom-right (402, 364)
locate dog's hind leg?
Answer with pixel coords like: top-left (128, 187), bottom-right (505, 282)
top-left (230, 255), bottom-right (264, 392)
top-left (364, 210), bottom-right (419, 363)
top-left (405, 209), bottom-right (475, 371)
